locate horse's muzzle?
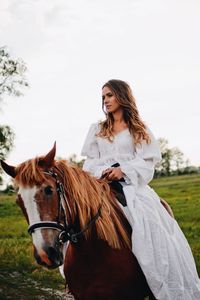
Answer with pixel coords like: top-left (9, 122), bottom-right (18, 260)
top-left (34, 245), bottom-right (63, 269)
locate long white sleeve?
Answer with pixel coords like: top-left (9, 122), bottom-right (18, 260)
top-left (120, 128), bottom-right (161, 186)
top-left (81, 123), bottom-right (110, 178)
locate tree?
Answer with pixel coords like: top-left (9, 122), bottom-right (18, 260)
top-left (0, 46), bottom-right (28, 100)
top-left (0, 46), bottom-right (28, 186)
top-left (0, 125), bottom-right (14, 160)
top-left (170, 147), bottom-right (185, 174)
top-left (155, 138), bottom-right (188, 177)
top-left (156, 138), bottom-right (172, 176)
top-left (68, 154), bottom-right (85, 168)
top-left (0, 125), bottom-right (14, 186)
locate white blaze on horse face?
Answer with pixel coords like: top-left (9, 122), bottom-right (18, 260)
top-left (19, 186), bottom-right (44, 251)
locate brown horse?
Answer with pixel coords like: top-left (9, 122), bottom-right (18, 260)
top-left (1, 144), bottom-right (156, 300)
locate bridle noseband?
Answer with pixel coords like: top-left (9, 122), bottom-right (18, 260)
top-left (28, 169), bottom-right (101, 244)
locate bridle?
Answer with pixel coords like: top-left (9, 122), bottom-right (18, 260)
top-left (28, 169), bottom-right (101, 244)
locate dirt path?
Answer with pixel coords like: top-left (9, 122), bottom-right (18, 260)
top-left (0, 272), bottom-right (74, 300)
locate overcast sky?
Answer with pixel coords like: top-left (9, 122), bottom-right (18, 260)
top-left (0, 0), bottom-right (200, 167)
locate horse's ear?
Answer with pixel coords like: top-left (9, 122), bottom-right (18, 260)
top-left (38, 142), bottom-right (56, 168)
top-left (0, 160), bottom-right (16, 178)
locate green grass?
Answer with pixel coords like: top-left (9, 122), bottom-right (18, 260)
top-left (0, 174), bottom-right (200, 298)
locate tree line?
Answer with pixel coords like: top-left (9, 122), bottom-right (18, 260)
top-left (154, 138), bottom-right (199, 177)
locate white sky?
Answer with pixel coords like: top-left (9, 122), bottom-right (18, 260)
top-left (0, 0), bottom-right (200, 166)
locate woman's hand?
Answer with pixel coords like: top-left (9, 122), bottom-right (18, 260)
top-left (102, 167), bottom-right (124, 181)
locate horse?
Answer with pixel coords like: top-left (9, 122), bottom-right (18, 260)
top-left (1, 143), bottom-right (156, 300)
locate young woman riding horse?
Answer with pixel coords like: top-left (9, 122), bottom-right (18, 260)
top-left (1, 79), bottom-right (200, 299)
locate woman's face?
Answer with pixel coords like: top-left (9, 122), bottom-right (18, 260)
top-left (102, 86), bottom-right (122, 114)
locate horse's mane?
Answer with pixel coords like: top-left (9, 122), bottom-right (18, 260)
top-left (14, 158), bottom-right (131, 249)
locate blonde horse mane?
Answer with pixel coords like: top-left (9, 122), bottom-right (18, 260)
top-left (14, 158), bottom-right (131, 249)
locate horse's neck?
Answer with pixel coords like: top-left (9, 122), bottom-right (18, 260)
top-left (73, 207), bottom-right (132, 248)
top-left (68, 236), bottom-right (111, 257)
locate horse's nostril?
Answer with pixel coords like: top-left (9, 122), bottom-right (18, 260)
top-left (47, 246), bottom-right (57, 259)
top-left (34, 251), bottom-right (42, 265)
top-left (45, 246), bottom-right (63, 263)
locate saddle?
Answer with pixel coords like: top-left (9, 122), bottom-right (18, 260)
top-left (101, 163), bottom-right (127, 207)
top-left (109, 180), bottom-right (127, 207)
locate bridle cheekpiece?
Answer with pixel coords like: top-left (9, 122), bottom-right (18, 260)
top-left (28, 168), bottom-right (101, 244)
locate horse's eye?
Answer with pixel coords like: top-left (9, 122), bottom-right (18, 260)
top-left (44, 186), bottom-right (53, 196)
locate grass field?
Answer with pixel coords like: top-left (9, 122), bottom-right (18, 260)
top-left (0, 174), bottom-right (200, 299)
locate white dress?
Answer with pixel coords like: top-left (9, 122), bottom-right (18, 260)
top-left (81, 123), bottom-right (200, 300)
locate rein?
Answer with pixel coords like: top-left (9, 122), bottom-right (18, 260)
top-left (28, 169), bottom-right (102, 244)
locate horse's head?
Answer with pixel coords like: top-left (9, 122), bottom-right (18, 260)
top-left (0, 143), bottom-right (65, 269)
top-left (1, 144), bottom-right (131, 271)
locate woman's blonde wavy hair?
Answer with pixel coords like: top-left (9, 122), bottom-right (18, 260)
top-left (97, 79), bottom-right (150, 144)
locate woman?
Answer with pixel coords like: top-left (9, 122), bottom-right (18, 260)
top-left (81, 79), bottom-right (200, 299)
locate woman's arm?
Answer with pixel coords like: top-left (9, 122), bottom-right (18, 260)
top-left (81, 123), bottom-right (110, 178)
top-left (119, 128), bottom-right (162, 186)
